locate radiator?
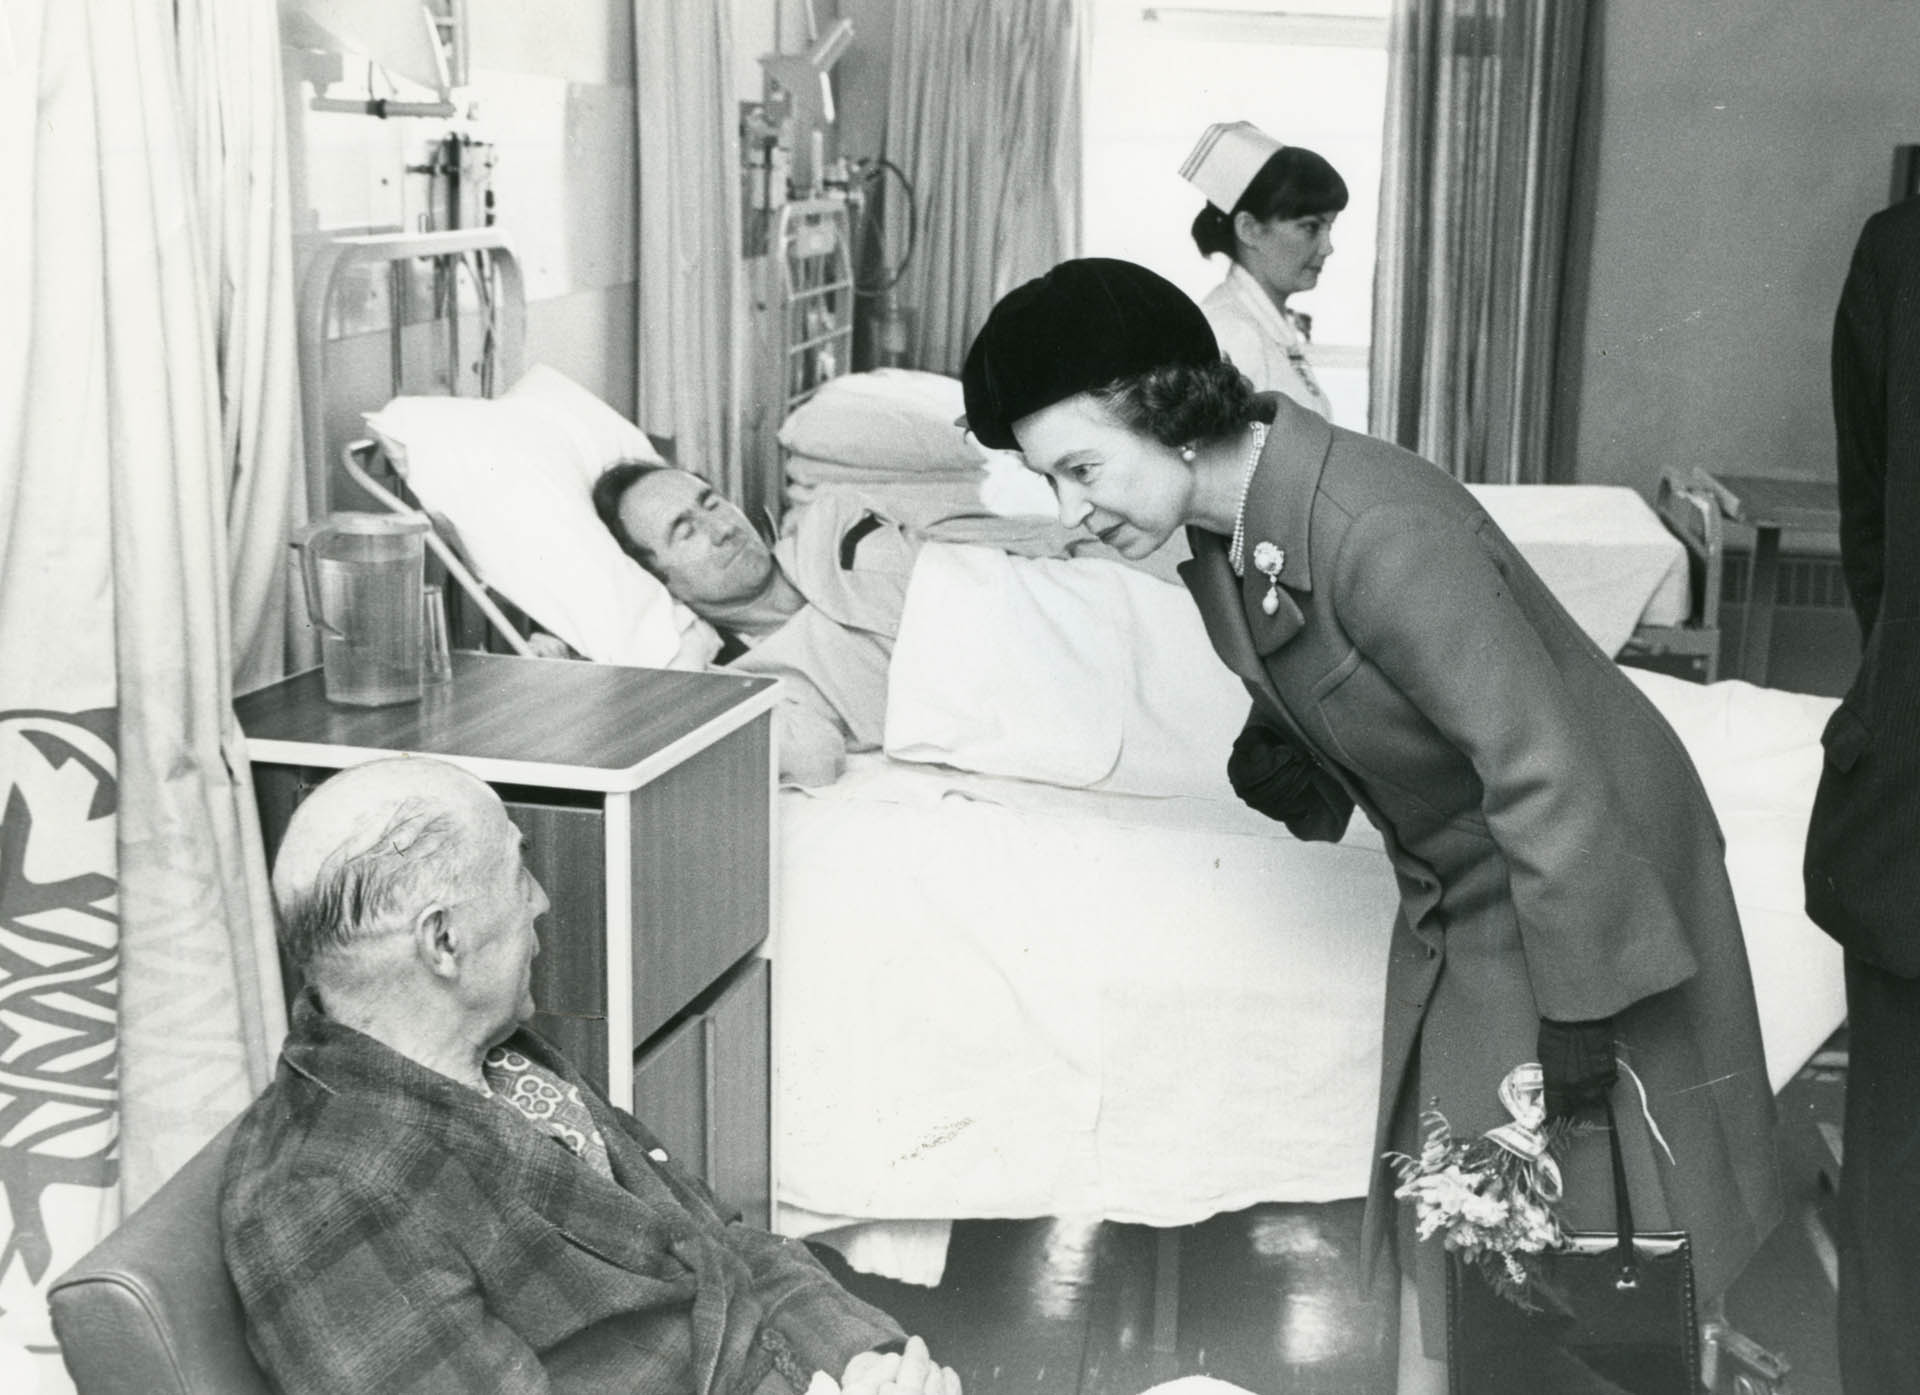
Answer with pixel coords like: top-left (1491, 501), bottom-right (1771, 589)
top-left (1719, 552), bottom-right (1860, 698)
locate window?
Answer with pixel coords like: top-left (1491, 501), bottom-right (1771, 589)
top-left (1082, 0), bottom-right (1391, 429)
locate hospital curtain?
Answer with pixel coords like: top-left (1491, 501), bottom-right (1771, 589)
top-left (175, 0), bottom-right (308, 694)
top-left (1369, 0), bottom-right (1596, 483)
top-left (883, 0), bottom-right (1082, 375)
top-left (635, 1), bottom-right (740, 499)
top-left (1, 0), bottom-right (286, 1378)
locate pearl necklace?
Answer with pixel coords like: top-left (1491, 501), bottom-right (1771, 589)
top-left (1226, 421), bottom-right (1270, 576)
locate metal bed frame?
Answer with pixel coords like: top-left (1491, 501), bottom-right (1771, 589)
top-left (296, 227), bottom-right (534, 656)
top-left (298, 227), bottom-right (525, 515)
top-left (1621, 470), bottom-right (1727, 684)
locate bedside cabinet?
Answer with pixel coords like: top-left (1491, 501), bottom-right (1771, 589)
top-left (237, 654), bottom-right (780, 1225)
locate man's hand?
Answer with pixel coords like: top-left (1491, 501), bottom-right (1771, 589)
top-left (837, 1335), bottom-right (962, 1395)
top-left (524, 630), bottom-right (577, 660)
top-left (777, 703), bottom-right (849, 788)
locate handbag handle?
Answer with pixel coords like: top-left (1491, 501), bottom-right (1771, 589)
top-left (1603, 1095), bottom-right (1640, 1290)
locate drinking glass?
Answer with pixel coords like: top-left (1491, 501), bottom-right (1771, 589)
top-left (422, 584), bottom-right (452, 685)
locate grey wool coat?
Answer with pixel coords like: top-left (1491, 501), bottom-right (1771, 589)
top-left (1179, 395), bottom-right (1783, 1344)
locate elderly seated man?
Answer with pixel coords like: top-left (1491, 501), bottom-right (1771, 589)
top-left (220, 756), bottom-right (959, 1395)
top-left (590, 463), bottom-right (1177, 786)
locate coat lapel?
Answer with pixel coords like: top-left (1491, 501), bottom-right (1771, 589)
top-left (1178, 531), bottom-right (1271, 685)
top-left (1238, 395), bottom-right (1330, 656)
top-left (490, 1034), bottom-right (762, 1395)
top-left (1176, 394), bottom-right (1331, 686)
top-left (505, 1033), bottom-right (717, 1271)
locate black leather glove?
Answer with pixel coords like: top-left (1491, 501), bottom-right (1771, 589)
top-left (1538, 1016), bottom-right (1618, 1122)
top-left (1227, 717), bottom-right (1319, 823)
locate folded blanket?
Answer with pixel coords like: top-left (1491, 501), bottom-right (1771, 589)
top-left (884, 544), bottom-right (1249, 795)
top-left (885, 516), bottom-right (1702, 795)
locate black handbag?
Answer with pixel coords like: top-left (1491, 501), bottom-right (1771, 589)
top-left (1446, 1099), bottom-right (1699, 1395)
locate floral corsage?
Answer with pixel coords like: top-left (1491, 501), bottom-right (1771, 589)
top-left (1384, 1063), bottom-right (1571, 1310)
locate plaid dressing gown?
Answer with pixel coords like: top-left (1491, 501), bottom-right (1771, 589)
top-left (222, 992), bottom-right (901, 1394)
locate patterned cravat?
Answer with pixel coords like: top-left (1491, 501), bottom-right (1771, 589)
top-left (483, 1045), bottom-right (615, 1181)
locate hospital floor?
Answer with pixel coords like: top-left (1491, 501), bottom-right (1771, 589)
top-left (818, 1027), bottom-right (1849, 1395)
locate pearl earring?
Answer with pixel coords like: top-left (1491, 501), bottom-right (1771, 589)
top-left (1180, 444), bottom-right (1196, 464)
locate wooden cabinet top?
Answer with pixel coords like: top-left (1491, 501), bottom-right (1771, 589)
top-left (236, 654), bottom-right (778, 792)
top-left (1694, 471), bottom-right (1841, 535)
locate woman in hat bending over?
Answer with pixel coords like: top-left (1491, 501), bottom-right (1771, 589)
top-left (1181, 121), bottom-right (1347, 419)
top-left (960, 258), bottom-right (1781, 1394)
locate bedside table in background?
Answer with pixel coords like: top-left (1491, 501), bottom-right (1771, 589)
top-left (235, 653), bottom-right (781, 1225)
top-left (1692, 470), bottom-right (1842, 685)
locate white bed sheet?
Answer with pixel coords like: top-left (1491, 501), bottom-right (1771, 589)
top-left (775, 758), bottom-right (1395, 1223)
top-left (771, 672), bottom-right (1845, 1284)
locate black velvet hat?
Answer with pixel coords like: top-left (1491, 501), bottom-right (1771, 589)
top-left (960, 258), bottom-right (1219, 451)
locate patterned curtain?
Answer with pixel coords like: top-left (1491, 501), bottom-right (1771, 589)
top-left (1369, 0), bottom-right (1596, 483)
top-left (0, 0), bottom-right (291, 1381)
top-left (883, 0), bottom-right (1083, 375)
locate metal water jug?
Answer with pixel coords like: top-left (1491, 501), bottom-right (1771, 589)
top-left (292, 513), bottom-right (429, 707)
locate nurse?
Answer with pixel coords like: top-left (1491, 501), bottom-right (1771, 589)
top-left (1180, 121), bottom-right (1347, 419)
top-left (961, 258), bottom-right (1783, 1395)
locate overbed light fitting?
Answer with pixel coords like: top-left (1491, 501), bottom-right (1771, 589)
top-left (760, 16), bottom-right (855, 195)
top-left (286, 0), bottom-right (470, 120)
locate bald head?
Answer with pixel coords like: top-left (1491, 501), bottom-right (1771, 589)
top-left (272, 758), bottom-right (505, 974)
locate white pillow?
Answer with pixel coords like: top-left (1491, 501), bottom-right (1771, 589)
top-left (362, 366), bottom-right (719, 669)
top-left (504, 364), bottom-right (664, 489)
top-left (777, 369), bottom-right (990, 474)
top-left (980, 452), bottom-right (1057, 518)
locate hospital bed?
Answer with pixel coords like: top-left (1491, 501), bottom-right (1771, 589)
top-left (300, 233), bottom-right (1843, 1289)
top-left (779, 367), bottom-right (1725, 680)
top-left (762, 379), bottom-right (1827, 1277)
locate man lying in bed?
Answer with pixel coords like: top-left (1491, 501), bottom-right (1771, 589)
top-left (590, 461), bottom-right (1159, 786)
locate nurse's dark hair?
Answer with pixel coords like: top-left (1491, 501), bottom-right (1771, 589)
top-left (1093, 359), bottom-right (1258, 449)
top-left (1191, 145), bottom-right (1350, 258)
top-left (591, 458), bottom-right (677, 576)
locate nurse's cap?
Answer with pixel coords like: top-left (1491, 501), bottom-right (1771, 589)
top-left (959, 258), bottom-right (1218, 452)
top-left (1179, 120), bottom-right (1286, 213)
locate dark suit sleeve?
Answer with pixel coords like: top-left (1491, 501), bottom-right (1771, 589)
top-left (1833, 218), bottom-right (1890, 639)
top-left (1332, 504), bottom-right (1698, 1021)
